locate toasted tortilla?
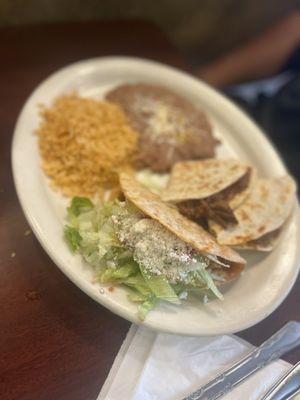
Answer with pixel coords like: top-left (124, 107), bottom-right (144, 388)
top-left (162, 159), bottom-right (251, 203)
top-left (209, 176), bottom-right (296, 250)
top-left (119, 172), bottom-right (245, 282)
top-left (236, 229), bottom-right (281, 252)
top-left (162, 159), bottom-right (254, 227)
top-left (229, 168), bottom-right (255, 210)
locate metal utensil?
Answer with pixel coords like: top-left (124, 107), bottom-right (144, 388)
top-left (260, 360), bottom-right (300, 400)
top-left (183, 321), bottom-right (300, 400)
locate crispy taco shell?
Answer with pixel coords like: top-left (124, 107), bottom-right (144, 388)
top-left (119, 172), bottom-right (246, 282)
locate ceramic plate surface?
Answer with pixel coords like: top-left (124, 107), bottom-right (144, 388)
top-left (12, 57), bottom-right (300, 335)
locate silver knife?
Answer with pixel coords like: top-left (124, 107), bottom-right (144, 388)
top-left (260, 360), bottom-right (300, 400)
top-left (183, 321), bottom-right (300, 400)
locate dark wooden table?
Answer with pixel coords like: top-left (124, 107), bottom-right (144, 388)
top-left (1, 20), bottom-right (299, 400)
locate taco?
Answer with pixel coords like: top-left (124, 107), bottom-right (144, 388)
top-left (119, 172), bottom-right (245, 287)
top-left (162, 159), bottom-right (254, 227)
top-left (209, 176), bottom-right (296, 251)
top-left (64, 173), bottom-right (246, 320)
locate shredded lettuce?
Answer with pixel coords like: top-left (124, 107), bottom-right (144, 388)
top-left (138, 294), bottom-right (158, 321)
top-left (140, 265), bottom-right (180, 305)
top-left (127, 290), bottom-right (147, 303)
top-left (123, 274), bottom-right (152, 297)
top-left (64, 226), bottom-right (82, 252)
top-left (197, 268), bottom-right (224, 300)
top-left (68, 196), bottom-right (94, 217)
top-left (98, 262), bottom-right (138, 283)
top-left (64, 197), bottom-right (224, 320)
top-left (174, 258), bottom-right (223, 301)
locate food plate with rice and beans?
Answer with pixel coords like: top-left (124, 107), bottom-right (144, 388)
top-left (12, 57), bottom-right (300, 335)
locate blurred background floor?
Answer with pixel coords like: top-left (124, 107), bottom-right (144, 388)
top-left (0, 0), bottom-right (299, 64)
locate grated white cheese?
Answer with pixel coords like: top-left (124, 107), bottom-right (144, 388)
top-left (114, 212), bottom-right (209, 284)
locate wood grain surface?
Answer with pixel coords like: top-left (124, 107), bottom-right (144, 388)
top-left (0, 19), bottom-right (299, 400)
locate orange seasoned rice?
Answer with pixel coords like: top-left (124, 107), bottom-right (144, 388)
top-left (36, 93), bottom-right (138, 197)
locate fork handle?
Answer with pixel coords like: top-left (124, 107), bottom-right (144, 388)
top-left (184, 321), bottom-right (300, 400)
top-left (260, 360), bottom-right (300, 400)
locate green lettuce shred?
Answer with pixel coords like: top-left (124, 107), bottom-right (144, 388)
top-left (68, 196), bottom-right (94, 218)
top-left (138, 294), bottom-right (158, 321)
top-left (140, 266), bottom-right (181, 305)
top-left (127, 290), bottom-right (148, 303)
top-left (64, 197), bottom-right (224, 320)
top-left (64, 226), bottom-right (82, 252)
top-left (98, 262), bottom-right (138, 283)
top-left (197, 268), bottom-right (223, 300)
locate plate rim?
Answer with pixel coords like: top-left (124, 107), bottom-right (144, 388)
top-left (11, 56), bottom-right (300, 336)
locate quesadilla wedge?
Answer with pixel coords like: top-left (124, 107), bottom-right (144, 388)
top-left (162, 159), bottom-right (254, 227)
top-left (64, 174), bottom-right (245, 320)
top-left (209, 176), bottom-right (296, 251)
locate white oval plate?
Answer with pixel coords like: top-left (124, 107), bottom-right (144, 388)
top-left (12, 57), bottom-right (300, 336)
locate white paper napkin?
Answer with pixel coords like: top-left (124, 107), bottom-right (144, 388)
top-left (98, 325), bottom-right (299, 400)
